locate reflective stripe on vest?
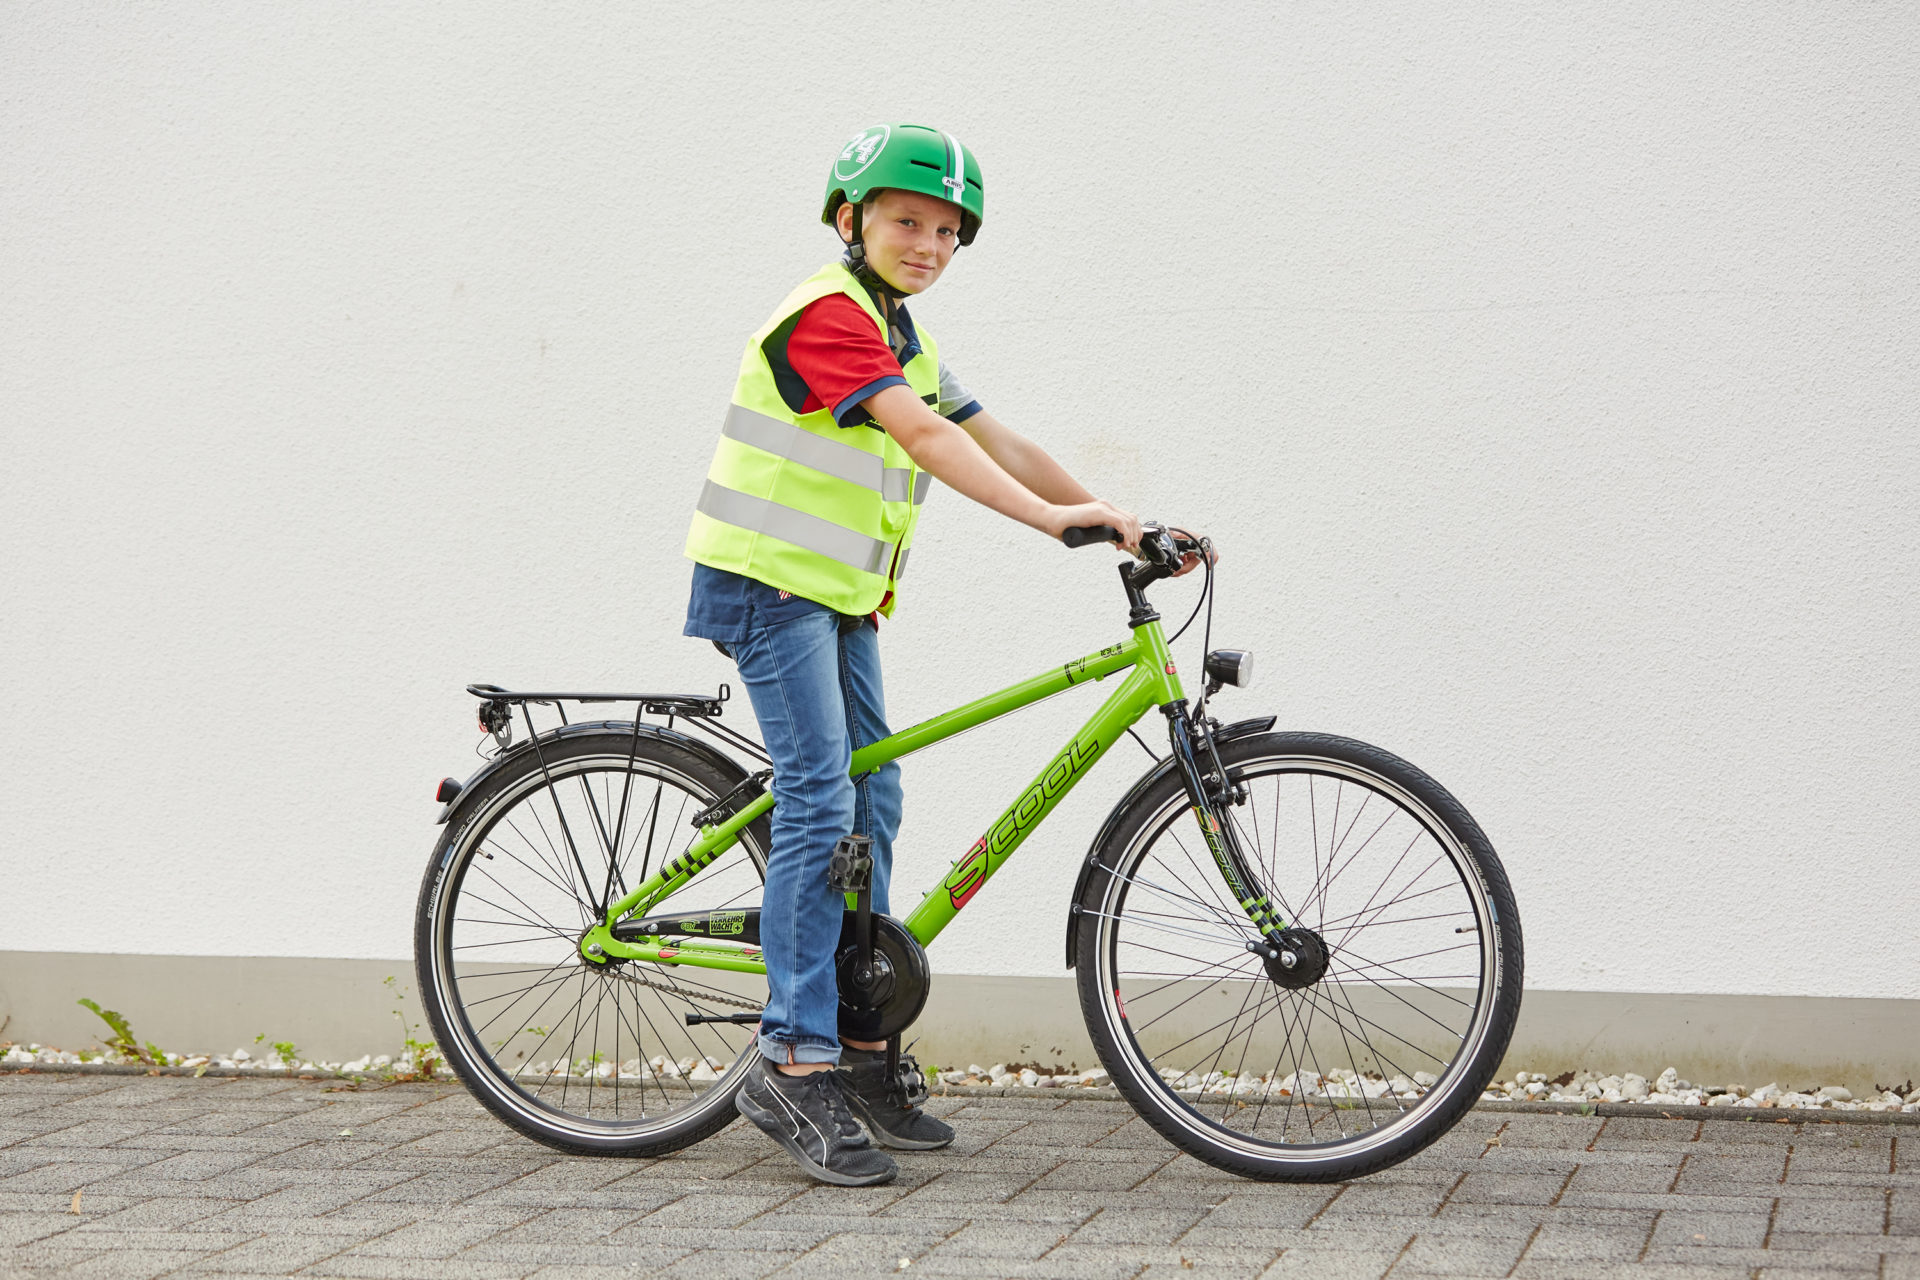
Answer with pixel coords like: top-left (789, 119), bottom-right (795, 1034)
top-left (720, 405), bottom-right (930, 507)
top-left (696, 480), bottom-right (894, 576)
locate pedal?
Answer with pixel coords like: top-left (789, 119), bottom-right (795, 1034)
top-left (827, 834), bottom-right (873, 893)
top-left (886, 1034), bottom-right (929, 1106)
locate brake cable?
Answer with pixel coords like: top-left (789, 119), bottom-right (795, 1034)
top-left (1166, 537), bottom-right (1212, 644)
top-left (1191, 537), bottom-right (1218, 722)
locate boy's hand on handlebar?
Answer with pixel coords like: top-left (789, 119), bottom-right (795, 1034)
top-left (1167, 526), bottom-right (1218, 578)
top-left (1048, 501), bottom-right (1141, 552)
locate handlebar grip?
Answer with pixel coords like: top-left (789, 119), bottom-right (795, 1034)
top-left (1061, 525), bottom-right (1121, 549)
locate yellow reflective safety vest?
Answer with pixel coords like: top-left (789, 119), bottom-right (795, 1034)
top-left (684, 262), bottom-right (938, 617)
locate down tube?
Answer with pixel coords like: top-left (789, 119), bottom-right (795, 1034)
top-left (903, 667), bottom-right (1160, 948)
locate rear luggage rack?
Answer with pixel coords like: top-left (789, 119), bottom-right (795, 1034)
top-left (465, 682), bottom-right (769, 765)
top-left (467, 683), bottom-right (728, 717)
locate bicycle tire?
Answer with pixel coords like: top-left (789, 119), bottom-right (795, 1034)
top-left (1073, 731), bottom-right (1522, 1181)
top-left (414, 726), bottom-right (770, 1156)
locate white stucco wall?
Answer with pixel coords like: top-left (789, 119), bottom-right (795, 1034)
top-left (5, 4), bottom-right (1916, 1000)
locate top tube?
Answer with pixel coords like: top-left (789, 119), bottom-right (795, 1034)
top-left (848, 637), bottom-right (1146, 776)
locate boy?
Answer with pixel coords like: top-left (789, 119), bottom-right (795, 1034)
top-left (685, 124), bottom-right (1176, 1185)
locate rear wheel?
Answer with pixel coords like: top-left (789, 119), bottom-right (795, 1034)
top-left (1074, 731), bottom-right (1522, 1181)
top-left (415, 727), bottom-right (769, 1156)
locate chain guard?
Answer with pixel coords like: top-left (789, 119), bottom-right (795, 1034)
top-left (834, 913), bottom-right (931, 1040)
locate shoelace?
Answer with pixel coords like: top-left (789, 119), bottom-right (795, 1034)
top-left (796, 1071), bottom-right (864, 1140)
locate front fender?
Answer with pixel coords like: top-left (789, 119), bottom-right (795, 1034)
top-left (1064, 715), bottom-right (1275, 967)
top-left (434, 719), bottom-right (751, 829)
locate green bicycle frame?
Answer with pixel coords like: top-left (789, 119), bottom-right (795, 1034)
top-left (578, 614), bottom-right (1261, 972)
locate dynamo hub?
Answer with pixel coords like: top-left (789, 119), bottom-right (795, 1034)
top-left (1251, 926), bottom-right (1330, 989)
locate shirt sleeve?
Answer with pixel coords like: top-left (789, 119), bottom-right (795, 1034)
top-left (936, 360), bottom-right (983, 424)
top-left (786, 295), bottom-right (908, 427)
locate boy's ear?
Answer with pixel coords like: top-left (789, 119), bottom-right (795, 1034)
top-left (835, 201), bottom-right (855, 242)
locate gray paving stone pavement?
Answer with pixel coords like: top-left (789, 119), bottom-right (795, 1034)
top-left (0, 1073), bottom-right (1911, 1279)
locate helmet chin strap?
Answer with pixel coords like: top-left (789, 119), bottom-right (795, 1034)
top-left (843, 201), bottom-right (909, 303)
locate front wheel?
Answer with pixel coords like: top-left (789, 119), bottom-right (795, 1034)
top-left (1074, 731), bottom-right (1522, 1181)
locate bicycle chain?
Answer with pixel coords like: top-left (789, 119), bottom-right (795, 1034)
top-left (605, 965), bottom-right (764, 1013)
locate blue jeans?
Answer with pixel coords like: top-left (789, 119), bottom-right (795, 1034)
top-left (685, 565), bottom-right (903, 1065)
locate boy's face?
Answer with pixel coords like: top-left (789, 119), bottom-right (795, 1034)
top-left (837, 188), bottom-right (962, 294)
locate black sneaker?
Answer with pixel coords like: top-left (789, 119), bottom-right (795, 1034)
top-left (734, 1057), bottom-right (898, 1186)
top-left (834, 1046), bottom-right (955, 1150)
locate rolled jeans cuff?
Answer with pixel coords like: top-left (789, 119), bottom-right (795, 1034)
top-left (759, 1035), bottom-right (841, 1066)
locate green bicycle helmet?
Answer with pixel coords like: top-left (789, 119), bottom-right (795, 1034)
top-left (822, 123), bottom-right (984, 246)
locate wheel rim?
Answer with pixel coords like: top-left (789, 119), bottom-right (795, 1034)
top-left (1092, 750), bottom-right (1502, 1162)
top-left (427, 751), bottom-right (767, 1140)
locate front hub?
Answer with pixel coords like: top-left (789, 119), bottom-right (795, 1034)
top-left (1254, 927), bottom-right (1329, 989)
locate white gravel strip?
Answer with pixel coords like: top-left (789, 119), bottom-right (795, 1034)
top-left (8, 1043), bottom-right (1917, 1114)
top-left (931, 1062), bottom-right (1920, 1113)
top-left (2, 1043), bottom-right (437, 1078)
top-left (1469, 1066), bottom-right (1920, 1112)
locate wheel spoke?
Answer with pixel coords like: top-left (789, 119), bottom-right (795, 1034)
top-left (496, 813), bottom-right (589, 922)
top-left (1078, 903), bottom-right (1252, 952)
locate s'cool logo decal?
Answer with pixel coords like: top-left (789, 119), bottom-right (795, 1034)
top-left (835, 125), bottom-right (890, 182)
top-left (1063, 643), bottom-right (1125, 686)
top-left (945, 736), bottom-right (1099, 909)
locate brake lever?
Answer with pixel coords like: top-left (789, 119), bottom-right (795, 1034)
top-left (1139, 524), bottom-right (1180, 567)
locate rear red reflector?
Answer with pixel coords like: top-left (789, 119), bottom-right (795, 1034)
top-left (435, 777), bottom-right (462, 803)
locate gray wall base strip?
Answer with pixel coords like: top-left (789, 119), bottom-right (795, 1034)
top-left (3, 952), bottom-right (1915, 1093)
top-left (0, 952), bottom-right (430, 1065)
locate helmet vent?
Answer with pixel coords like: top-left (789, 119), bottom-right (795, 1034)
top-left (909, 159), bottom-right (941, 170)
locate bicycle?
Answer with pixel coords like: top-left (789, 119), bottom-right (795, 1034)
top-left (414, 524), bottom-right (1523, 1182)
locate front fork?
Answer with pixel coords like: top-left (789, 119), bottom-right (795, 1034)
top-left (1162, 701), bottom-right (1292, 953)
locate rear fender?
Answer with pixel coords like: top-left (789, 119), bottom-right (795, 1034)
top-left (434, 720), bottom-right (750, 829)
top-left (1064, 715), bottom-right (1276, 967)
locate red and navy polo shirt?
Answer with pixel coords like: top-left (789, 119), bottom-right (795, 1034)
top-left (763, 292), bottom-right (982, 429)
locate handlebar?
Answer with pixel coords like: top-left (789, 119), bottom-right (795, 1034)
top-left (1061, 525), bottom-right (1121, 549)
top-left (1062, 522), bottom-right (1203, 568)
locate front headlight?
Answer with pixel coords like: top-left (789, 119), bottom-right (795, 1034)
top-left (1204, 649), bottom-right (1254, 689)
